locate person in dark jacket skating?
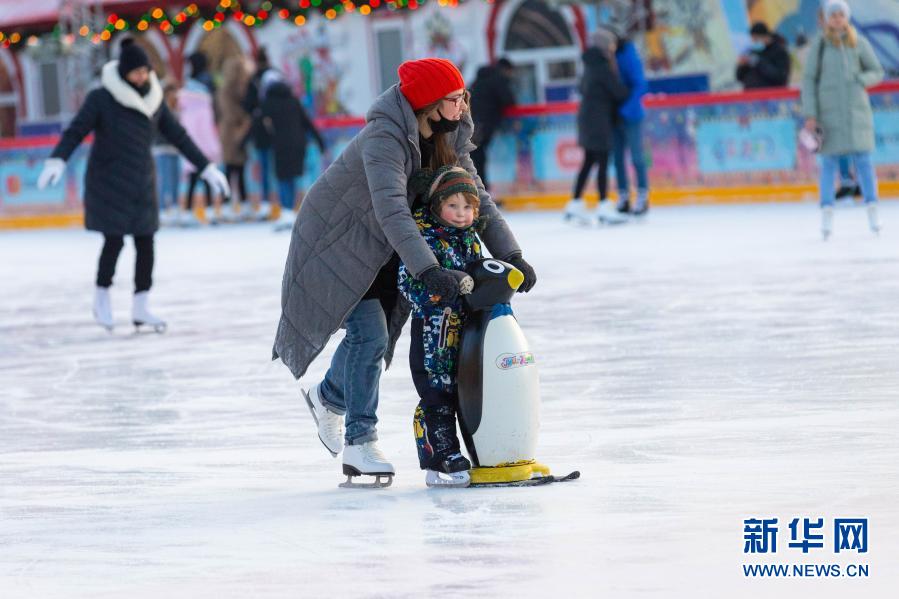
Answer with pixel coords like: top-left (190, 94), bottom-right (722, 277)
top-left (564, 29), bottom-right (630, 226)
top-left (469, 58), bottom-right (516, 194)
top-left (736, 22), bottom-right (791, 90)
top-left (261, 81), bottom-right (326, 230)
top-left (37, 39), bottom-right (230, 332)
top-left (242, 47), bottom-right (276, 212)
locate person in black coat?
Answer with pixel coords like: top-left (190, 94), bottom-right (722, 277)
top-left (242, 47), bottom-right (276, 207)
top-left (736, 22), bottom-right (791, 89)
top-left (37, 39), bottom-right (230, 332)
top-left (565, 31), bottom-right (630, 225)
top-left (469, 57), bottom-right (516, 193)
top-left (262, 81), bottom-right (325, 230)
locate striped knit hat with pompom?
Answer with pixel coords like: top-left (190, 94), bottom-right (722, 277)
top-left (410, 166), bottom-right (479, 210)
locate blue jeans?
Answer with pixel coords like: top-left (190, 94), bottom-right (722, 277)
top-left (155, 153), bottom-right (180, 210)
top-left (613, 119), bottom-right (649, 197)
top-left (819, 153), bottom-right (878, 207)
top-left (318, 299), bottom-right (389, 445)
top-left (277, 177), bottom-right (298, 211)
top-left (257, 147), bottom-right (273, 203)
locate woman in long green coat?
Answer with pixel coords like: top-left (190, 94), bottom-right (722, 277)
top-left (801, 0), bottom-right (884, 240)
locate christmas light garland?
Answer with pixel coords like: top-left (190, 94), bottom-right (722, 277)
top-left (0, 0), bottom-right (474, 49)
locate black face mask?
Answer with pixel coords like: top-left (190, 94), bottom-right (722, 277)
top-left (127, 79), bottom-right (152, 97)
top-left (429, 108), bottom-right (461, 134)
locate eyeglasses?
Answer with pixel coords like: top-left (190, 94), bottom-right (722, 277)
top-left (442, 93), bottom-right (467, 107)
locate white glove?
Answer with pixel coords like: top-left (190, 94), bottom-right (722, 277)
top-left (38, 158), bottom-right (66, 189)
top-left (200, 163), bottom-right (231, 198)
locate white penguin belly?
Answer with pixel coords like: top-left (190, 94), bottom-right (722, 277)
top-left (472, 314), bottom-right (540, 466)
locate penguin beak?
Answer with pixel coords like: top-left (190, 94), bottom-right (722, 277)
top-left (507, 268), bottom-right (524, 290)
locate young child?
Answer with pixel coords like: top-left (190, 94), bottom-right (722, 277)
top-left (398, 166), bottom-right (483, 488)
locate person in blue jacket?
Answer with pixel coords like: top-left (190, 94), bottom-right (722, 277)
top-left (608, 25), bottom-right (650, 216)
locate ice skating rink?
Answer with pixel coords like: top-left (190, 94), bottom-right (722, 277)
top-left (2, 203), bottom-right (899, 598)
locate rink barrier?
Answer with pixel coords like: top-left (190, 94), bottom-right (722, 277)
top-left (3, 82), bottom-right (899, 229)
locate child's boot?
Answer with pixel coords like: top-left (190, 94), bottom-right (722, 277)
top-left (414, 403), bottom-right (471, 488)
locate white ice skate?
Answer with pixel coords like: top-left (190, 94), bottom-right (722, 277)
top-left (273, 209), bottom-right (296, 232)
top-left (821, 206), bottom-right (834, 241)
top-left (177, 209), bottom-right (201, 228)
top-left (255, 201), bottom-right (273, 221)
top-left (596, 200), bottom-right (628, 225)
top-left (92, 286), bottom-right (114, 332)
top-left (301, 384), bottom-right (344, 457)
top-left (562, 198), bottom-right (591, 226)
top-left (132, 291), bottom-right (167, 333)
top-left (340, 441), bottom-right (395, 489)
top-left (867, 204), bottom-right (881, 235)
top-left (425, 469), bottom-right (471, 488)
top-left (562, 198), bottom-right (591, 227)
top-left (159, 207), bottom-right (177, 227)
top-left (632, 191), bottom-right (649, 218)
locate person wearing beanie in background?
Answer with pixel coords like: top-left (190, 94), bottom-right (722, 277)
top-left (801, 0), bottom-right (884, 240)
top-left (564, 27), bottom-right (630, 226)
top-left (37, 39), bottom-right (230, 332)
top-left (736, 22), bottom-right (791, 90)
top-left (272, 57), bottom-right (535, 487)
top-left (399, 166), bottom-right (483, 488)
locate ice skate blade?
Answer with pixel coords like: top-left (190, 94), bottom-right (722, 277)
top-left (563, 214), bottom-right (592, 227)
top-left (339, 473), bottom-right (394, 489)
top-left (133, 321), bottom-right (167, 334)
top-left (426, 470), bottom-right (471, 488)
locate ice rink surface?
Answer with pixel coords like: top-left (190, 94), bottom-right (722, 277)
top-left (2, 202), bottom-right (898, 598)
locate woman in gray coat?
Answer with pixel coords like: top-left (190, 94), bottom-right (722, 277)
top-left (801, 0), bottom-right (884, 240)
top-left (272, 58), bottom-right (536, 484)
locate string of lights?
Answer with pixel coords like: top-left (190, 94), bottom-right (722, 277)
top-left (0, 0), bottom-right (475, 49)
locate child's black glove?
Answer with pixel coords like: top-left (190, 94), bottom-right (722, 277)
top-left (419, 266), bottom-right (472, 303)
top-left (504, 254), bottom-right (537, 293)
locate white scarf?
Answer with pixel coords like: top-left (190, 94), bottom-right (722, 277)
top-left (101, 61), bottom-right (163, 119)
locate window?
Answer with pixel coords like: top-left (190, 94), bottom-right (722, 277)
top-left (39, 61), bottom-right (62, 118)
top-left (375, 28), bottom-right (403, 93)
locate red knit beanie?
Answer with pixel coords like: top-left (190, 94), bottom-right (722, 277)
top-left (398, 58), bottom-right (465, 111)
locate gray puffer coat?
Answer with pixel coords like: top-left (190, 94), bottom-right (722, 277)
top-left (272, 85), bottom-right (522, 379)
top-left (801, 32), bottom-right (884, 156)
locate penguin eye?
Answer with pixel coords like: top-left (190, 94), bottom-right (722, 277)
top-left (483, 260), bottom-right (506, 274)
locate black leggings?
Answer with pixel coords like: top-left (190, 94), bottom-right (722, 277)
top-left (225, 164), bottom-right (247, 203)
top-left (573, 149), bottom-right (610, 200)
top-left (96, 234), bottom-right (154, 292)
top-left (187, 171), bottom-right (213, 207)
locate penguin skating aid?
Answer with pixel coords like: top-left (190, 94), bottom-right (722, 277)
top-left (457, 259), bottom-right (579, 487)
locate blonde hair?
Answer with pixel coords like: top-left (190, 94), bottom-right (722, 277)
top-left (825, 23), bottom-right (858, 48)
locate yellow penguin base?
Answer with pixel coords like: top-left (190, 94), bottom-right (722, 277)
top-left (469, 460), bottom-right (551, 485)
